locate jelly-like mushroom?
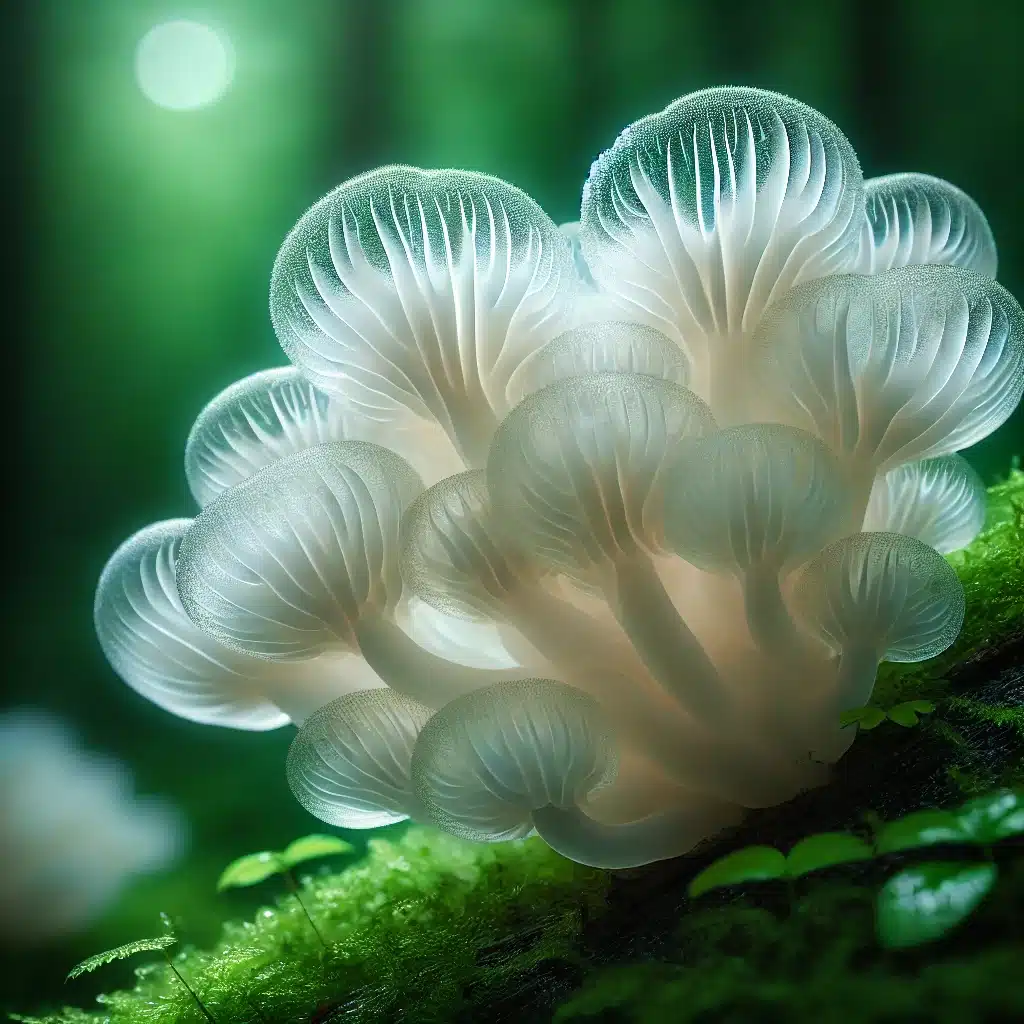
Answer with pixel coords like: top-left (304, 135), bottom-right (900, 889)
top-left (411, 678), bottom-right (741, 868)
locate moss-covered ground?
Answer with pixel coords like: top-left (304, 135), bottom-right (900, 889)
top-left (14, 469), bottom-right (1023, 1024)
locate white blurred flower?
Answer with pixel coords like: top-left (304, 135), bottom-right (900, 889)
top-left (0, 709), bottom-right (185, 943)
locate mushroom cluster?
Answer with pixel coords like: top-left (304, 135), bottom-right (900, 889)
top-left (95, 87), bottom-right (1023, 869)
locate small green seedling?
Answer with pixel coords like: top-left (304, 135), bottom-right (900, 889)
top-left (217, 834), bottom-right (354, 949)
top-left (67, 913), bottom-right (216, 1022)
top-left (688, 832), bottom-right (873, 897)
top-left (840, 700), bottom-right (935, 731)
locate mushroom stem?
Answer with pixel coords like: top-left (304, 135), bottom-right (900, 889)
top-left (608, 555), bottom-right (730, 723)
top-left (531, 800), bottom-right (742, 870)
top-left (502, 587), bottom-right (793, 807)
top-left (834, 645), bottom-right (882, 712)
top-left (741, 563), bottom-right (819, 665)
top-left (354, 617), bottom-right (512, 708)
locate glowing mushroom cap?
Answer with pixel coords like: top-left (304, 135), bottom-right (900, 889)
top-left (177, 441), bottom-right (422, 660)
top-left (792, 532), bottom-right (965, 662)
top-left (580, 86), bottom-right (863, 398)
top-left (752, 265), bottom-right (1024, 471)
top-left (270, 165), bottom-right (576, 467)
top-left (663, 423), bottom-right (849, 574)
top-left (400, 470), bottom-right (536, 619)
top-left (286, 689), bottom-right (433, 829)
top-left (510, 320), bottom-right (689, 404)
top-left (488, 373), bottom-right (715, 575)
top-left (863, 454), bottom-right (987, 554)
top-left (857, 173), bottom-right (997, 277)
top-left (94, 520), bottom-right (289, 730)
top-left (184, 368), bottom-right (351, 508)
top-left (411, 678), bottom-right (617, 841)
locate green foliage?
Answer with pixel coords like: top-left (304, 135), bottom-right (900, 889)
top-left (876, 861), bottom-right (997, 949)
top-left (25, 827), bottom-right (607, 1023)
top-left (875, 809), bottom-right (967, 854)
top-left (279, 834), bottom-right (354, 868)
top-left (216, 834), bottom-right (354, 891)
top-left (840, 700), bottom-right (935, 731)
top-left (688, 831), bottom-right (874, 896)
top-left (65, 935), bottom-right (177, 981)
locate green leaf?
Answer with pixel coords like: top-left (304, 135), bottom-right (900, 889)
top-left (875, 809), bottom-right (968, 854)
top-left (784, 832), bottom-right (874, 877)
top-left (957, 788), bottom-right (1024, 843)
top-left (856, 707), bottom-right (888, 730)
top-left (902, 700), bottom-right (936, 714)
top-left (886, 704), bottom-right (922, 727)
top-left (67, 935), bottom-right (177, 980)
top-left (839, 706), bottom-right (874, 728)
top-left (280, 834), bottom-right (355, 869)
top-left (217, 851), bottom-right (285, 891)
top-left (876, 861), bottom-right (996, 948)
top-left (688, 846), bottom-right (786, 897)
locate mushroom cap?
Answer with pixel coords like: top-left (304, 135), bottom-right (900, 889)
top-left (287, 689), bottom-right (433, 829)
top-left (400, 470), bottom-right (536, 620)
top-left (509, 320), bottom-right (689, 405)
top-left (580, 86), bottom-right (863, 386)
top-left (177, 441), bottom-right (422, 660)
top-left (411, 678), bottom-right (617, 841)
top-left (94, 520), bottom-right (289, 730)
top-left (270, 165), bottom-right (576, 467)
top-left (662, 423), bottom-right (849, 574)
top-left (487, 373), bottom-right (716, 575)
top-left (792, 532), bottom-right (965, 662)
top-left (857, 173), bottom-right (997, 277)
top-left (185, 367), bottom-right (350, 508)
top-left (396, 595), bottom-right (520, 669)
top-left (752, 265), bottom-right (1024, 471)
top-left (863, 454), bottom-right (987, 554)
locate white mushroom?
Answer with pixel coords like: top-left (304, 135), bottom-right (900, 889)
top-left (863, 454), bottom-right (987, 554)
top-left (94, 520), bottom-right (365, 728)
top-left (176, 442), bottom-right (512, 708)
top-left (270, 166), bottom-right (576, 469)
top-left (792, 532), bottom-right (965, 726)
top-left (286, 689), bottom-right (433, 828)
top-left (580, 86), bottom-right (863, 411)
top-left (856, 173), bottom-right (997, 277)
top-left (487, 373), bottom-right (728, 722)
top-left (752, 265), bottom-right (1024, 511)
top-left (411, 678), bottom-right (741, 868)
top-left (662, 424), bottom-right (849, 658)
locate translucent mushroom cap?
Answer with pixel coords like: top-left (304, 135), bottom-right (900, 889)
top-left (863, 454), bottom-right (987, 554)
top-left (270, 165), bottom-right (576, 467)
top-left (580, 86), bottom-right (863, 399)
top-left (792, 532), bottom-right (966, 662)
top-left (857, 173), bottom-right (998, 277)
top-left (177, 441), bottom-right (422, 660)
top-left (752, 265), bottom-right (1024, 472)
top-left (286, 689), bottom-right (433, 829)
top-left (662, 423), bottom-right (849, 574)
top-left (185, 367), bottom-right (351, 508)
top-left (510, 320), bottom-right (689, 404)
top-left (94, 519), bottom-right (289, 730)
top-left (488, 373), bottom-right (716, 574)
top-left (411, 678), bottom-right (617, 841)
top-left (400, 470), bottom-right (536, 619)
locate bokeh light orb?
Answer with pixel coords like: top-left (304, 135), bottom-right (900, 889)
top-left (135, 21), bottom-right (233, 111)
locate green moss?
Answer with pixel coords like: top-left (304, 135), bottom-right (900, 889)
top-left (17, 467), bottom-right (1023, 1023)
top-left (20, 827), bottom-right (606, 1023)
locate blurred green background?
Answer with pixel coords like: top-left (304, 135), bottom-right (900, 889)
top-left (3, 0), bottom-right (1022, 1014)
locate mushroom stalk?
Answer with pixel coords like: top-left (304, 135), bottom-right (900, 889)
top-left (353, 617), bottom-right (512, 708)
top-left (531, 801), bottom-right (742, 870)
top-left (608, 555), bottom-right (729, 723)
top-left (834, 645), bottom-right (881, 713)
top-left (741, 563), bottom-right (811, 661)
